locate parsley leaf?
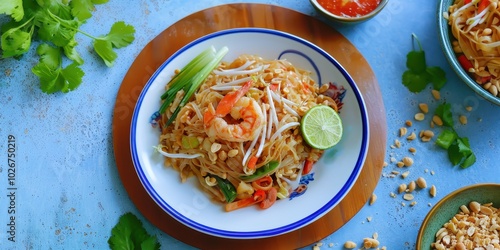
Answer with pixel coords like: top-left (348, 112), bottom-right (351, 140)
top-left (402, 33), bottom-right (447, 93)
top-left (108, 212), bottom-right (161, 250)
top-left (93, 21), bottom-right (135, 67)
top-left (32, 44), bottom-right (84, 93)
top-left (0, 0), bottom-right (135, 93)
top-left (402, 70), bottom-right (428, 93)
top-left (427, 66), bottom-right (447, 90)
top-left (1, 24), bottom-right (33, 57)
top-left (0, 0), bottom-right (24, 21)
top-left (434, 103), bottom-right (454, 127)
top-left (434, 103), bottom-right (476, 168)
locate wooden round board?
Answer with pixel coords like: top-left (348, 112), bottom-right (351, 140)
top-left (112, 3), bottom-right (386, 249)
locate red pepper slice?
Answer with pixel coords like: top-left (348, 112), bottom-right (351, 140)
top-left (478, 0), bottom-right (490, 13)
top-left (457, 55), bottom-right (473, 72)
top-left (303, 160), bottom-right (314, 175)
top-left (252, 175), bottom-right (273, 191)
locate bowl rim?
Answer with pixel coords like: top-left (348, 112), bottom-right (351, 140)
top-left (129, 27), bottom-right (371, 239)
top-left (436, 0), bottom-right (500, 106)
top-left (416, 183), bottom-right (500, 249)
top-left (309, 0), bottom-right (389, 22)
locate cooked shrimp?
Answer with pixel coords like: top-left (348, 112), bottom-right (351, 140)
top-left (203, 80), bottom-right (265, 142)
top-left (204, 96), bottom-right (264, 142)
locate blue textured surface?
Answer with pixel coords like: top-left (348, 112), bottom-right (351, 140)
top-left (1, 0), bottom-right (500, 249)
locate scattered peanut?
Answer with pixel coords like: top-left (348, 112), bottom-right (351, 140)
top-left (401, 171), bottom-right (410, 179)
top-left (399, 127), bottom-right (408, 137)
top-left (429, 185), bottom-right (436, 197)
top-left (459, 115), bottom-right (467, 125)
top-left (363, 238), bottom-right (380, 248)
top-left (419, 103), bottom-right (429, 113)
top-left (398, 183), bottom-right (407, 194)
top-left (369, 193), bottom-right (377, 205)
top-left (403, 193), bottom-right (414, 201)
top-left (394, 139), bottom-right (401, 148)
top-left (402, 156), bottom-right (414, 167)
top-left (409, 147), bottom-right (416, 154)
top-left (344, 241), bottom-right (357, 249)
top-left (415, 112), bottom-right (425, 121)
top-left (397, 161), bottom-right (405, 168)
top-left (405, 120), bottom-right (413, 126)
top-left (432, 115), bottom-right (444, 126)
top-left (408, 181), bottom-right (416, 192)
top-left (431, 89), bottom-right (441, 100)
top-left (416, 177), bottom-right (427, 188)
top-left (407, 132), bottom-right (417, 141)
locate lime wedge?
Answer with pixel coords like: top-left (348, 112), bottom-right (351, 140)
top-left (300, 105), bottom-right (343, 150)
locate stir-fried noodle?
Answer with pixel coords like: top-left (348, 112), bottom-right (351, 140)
top-left (446, 0), bottom-right (500, 96)
top-left (157, 54), bottom-right (338, 211)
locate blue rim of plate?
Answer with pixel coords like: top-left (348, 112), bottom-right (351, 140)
top-left (130, 27), bottom-right (369, 239)
top-left (437, 0), bottom-right (500, 106)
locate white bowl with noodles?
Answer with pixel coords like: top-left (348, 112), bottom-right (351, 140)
top-left (438, 0), bottom-right (500, 105)
top-left (130, 28), bottom-right (369, 239)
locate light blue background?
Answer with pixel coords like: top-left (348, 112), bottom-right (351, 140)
top-left (1, 0), bottom-right (499, 249)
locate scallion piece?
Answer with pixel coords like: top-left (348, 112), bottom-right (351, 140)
top-left (159, 46), bottom-right (229, 126)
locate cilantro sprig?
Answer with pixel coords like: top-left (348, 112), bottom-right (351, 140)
top-left (402, 33), bottom-right (446, 93)
top-left (0, 0), bottom-right (135, 93)
top-left (108, 212), bottom-right (161, 250)
top-left (434, 103), bottom-right (476, 168)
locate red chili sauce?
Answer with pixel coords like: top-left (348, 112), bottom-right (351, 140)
top-left (317, 0), bottom-right (381, 18)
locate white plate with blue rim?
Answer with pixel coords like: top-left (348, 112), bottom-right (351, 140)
top-left (130, 27), bottom-right (369, 239)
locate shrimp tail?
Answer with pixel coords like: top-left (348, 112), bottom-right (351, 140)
top-left (215, 80), bottom-right (253, 116)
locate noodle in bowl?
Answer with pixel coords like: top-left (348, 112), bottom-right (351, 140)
top-left (438, 0), bottom-right (500, 105)
top-left (130, 28), bottom-right (369, 239)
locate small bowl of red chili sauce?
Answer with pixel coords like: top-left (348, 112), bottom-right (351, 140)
top-left (310, 0), bottom-right (389, 24)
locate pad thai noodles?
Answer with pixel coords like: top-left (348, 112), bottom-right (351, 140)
top-left (155, 51), bottom-right (340, 212)
top-left (446, 0), bottom-right (500, 96)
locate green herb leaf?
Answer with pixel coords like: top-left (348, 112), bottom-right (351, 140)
top-left (93, 21), bottom-right (135, 66)
top-left (69, 0), bottom-right (94, 21)
top-left (457, 137), bottom-right (473, 158)
top-left (36, 43), bottom-right (62, 69)
top-left (1, 26), bottom-right (32, 58)
top-left (101, 21), bottom-right (136, 48)
top-left (402, 34), bottom-right (447, 93)
top-left (63, 38), bottom-right (84, 65)
top-left (36, 10), bottom-right (79, 47)
top-left (32, 44), bottom-right (84, 93)
top-left (1, 0), bottom-right (135, 93)
top-left (93, 39), bottom-right (116, 67)
top-left (60, 62), bottom-right (84, 93)
top-left (435, 103), bottom-right (454, 127)
top-left (447, 142), bottom-right (463, 165)
top-left (427, 66), bottom-right (447, 90)
top-left (461, 152), bottom-right (476, 168)
top-left (436, 129), bottom-right (457, 149)
top-left (406, 50), bottom-right (427, 74)
top-left (140, 236), bottom-right (161, 250)
top-left (108, 212), bottom-right (161, 250)
top-left (0, 0), bottom-right (24, 21)
top-left (402, 70), bottom-right (429, 93)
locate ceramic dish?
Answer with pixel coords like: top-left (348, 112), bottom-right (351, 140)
top-left (437, 0), bottom-right (500, 106)
top-left (130, 28), bottom-right (369, 239)
top-left (416, 183), bottom-right (500, 249)
top-left (310, 0), bottom-right (389, 24)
